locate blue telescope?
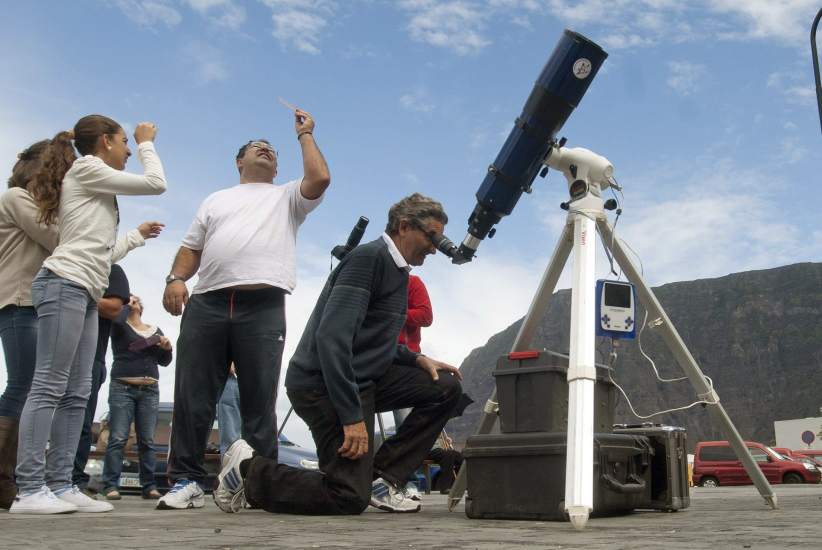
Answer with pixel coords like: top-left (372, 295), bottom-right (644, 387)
top-left (445, 30), bottom-right (607, 264)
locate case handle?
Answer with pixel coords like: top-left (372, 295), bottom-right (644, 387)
top-left (601, 473), bottom-right (646, 494)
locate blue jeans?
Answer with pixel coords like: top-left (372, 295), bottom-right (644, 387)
top-left (72, 359), bottom-right (106, 487)
top-left (102, 380), bottom-right (159, 492)
top-left (16, 269), bottom-right (98, 494)
top-left (0, 306), bottom-right (38, 419)
top-left (217, 375), bottom-right (241, 455)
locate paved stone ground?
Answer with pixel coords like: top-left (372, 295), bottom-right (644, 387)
top-left (2, 485), bottom-right (822, 549)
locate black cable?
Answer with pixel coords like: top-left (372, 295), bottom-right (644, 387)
top-left (813, 8), bottom-right (822, 136)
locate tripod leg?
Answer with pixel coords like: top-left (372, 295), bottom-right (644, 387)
top-left (377, 412), bottom-right (387, 443)
top-left (448, 221), bottom-right (574, 511)
top-left (277, 406), bottom-right (293, 438)
top-left (596, 219), bottom-right (778, 509)
top-left (565, 215), bottom-right (598, 529)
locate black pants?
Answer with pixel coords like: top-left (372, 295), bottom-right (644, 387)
top-left (244, 365), bottom-right (462, 515)
top-left (168, 287), bottom-right (285, 484)
top-left (428, 448), bottom-right (463, 492)
top-left (72, 358), bottom-right (106, 488)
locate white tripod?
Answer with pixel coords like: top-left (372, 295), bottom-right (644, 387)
top-left (448, 145), bottom-right (778, 529)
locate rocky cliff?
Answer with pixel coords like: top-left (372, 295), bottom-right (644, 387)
top-left (447, 262), bottom-right (822, 450)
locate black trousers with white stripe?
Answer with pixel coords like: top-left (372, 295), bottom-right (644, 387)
top-left (244, 365), bottom-right (462, 515)
top-left (167, 287), bottom-right (285, 485)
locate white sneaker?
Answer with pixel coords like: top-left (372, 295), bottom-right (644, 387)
top-left (403, 482), bottom-right (422, 501)
top-left (55, 485), bottom-right (114, 513)
top-left (9, 486), bottom-right (78, 515)
top-left (213, 439), bottom-right (254, 513)
top-left (156, 480), bottom-right (204, 510)
top-left (369, 478), bottom-right (421, 513)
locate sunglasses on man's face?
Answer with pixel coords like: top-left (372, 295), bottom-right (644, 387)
top-left (248, 142), bottom-right (278, 156)
top-left (410, 222), bottom-right (440, 245)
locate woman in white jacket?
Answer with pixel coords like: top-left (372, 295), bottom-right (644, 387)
top-left (11, 115), bottom-right (167, 515)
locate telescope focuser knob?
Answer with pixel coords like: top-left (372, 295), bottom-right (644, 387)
top-left (558, 136), bottom-right (567, 148)
top-left (604, 199), bottom-right (618, 211)
top-left (539, 166), bottom-right (549, 178)
top-left (488, 228), bottom-right (497, 239)
top-left (560, 202), bottom-right (570, 211)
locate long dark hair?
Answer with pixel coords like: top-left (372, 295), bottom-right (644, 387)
top-left (8, 139), bottom-right (51, 189)
top-left (30, 114), bottom-right (122, 226)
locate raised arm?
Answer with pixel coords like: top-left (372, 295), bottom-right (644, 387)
top-left (75, 123), bottom-right (167, 196)
top-left (162, 246), bottom-right (202, 315)
top-left (294, 109), bottom-right (330, 200)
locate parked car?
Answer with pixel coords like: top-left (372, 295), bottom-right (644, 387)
top-left (794, 449), bottom-right (822, 463)
top-left (772, 447), bottom-right (822, 470)
top-left (86, 402), bottom-right (319, 494)
top-left (789, 452), bottom-right (822, 468)
top-left (692, 440), bottom-right (820, 487)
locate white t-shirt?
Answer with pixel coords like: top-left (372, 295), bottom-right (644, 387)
top-left (182, 179), bottom-right (321, 295)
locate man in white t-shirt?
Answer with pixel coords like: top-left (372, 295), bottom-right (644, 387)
top-left (157, 108), bottom-right (330, 510)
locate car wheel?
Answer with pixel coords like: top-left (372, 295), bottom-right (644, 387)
top-left (783, 472), bottom-right (803, 484)
top-left (700, 476), bottom-right (719, 488)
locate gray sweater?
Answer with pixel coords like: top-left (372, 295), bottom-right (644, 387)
top-left (285, 238), bottom-right (419, 424)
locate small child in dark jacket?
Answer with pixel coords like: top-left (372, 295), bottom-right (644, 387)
top-left (101, 295), bottom-right (171, 500)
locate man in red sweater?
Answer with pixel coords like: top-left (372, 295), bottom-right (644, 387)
top-left (394, 274), bottom-right (433, 499)
top-left (398, 275), bottom-right (432, 353)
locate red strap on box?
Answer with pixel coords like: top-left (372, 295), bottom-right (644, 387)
top-left (508, 351), bottom-right (540, 360)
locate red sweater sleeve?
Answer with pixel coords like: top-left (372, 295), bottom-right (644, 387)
top-left (405, 275), bottom-right (432, 328)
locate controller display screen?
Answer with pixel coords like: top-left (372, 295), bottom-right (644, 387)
top-left (604, 282), bottom-right (631, 308)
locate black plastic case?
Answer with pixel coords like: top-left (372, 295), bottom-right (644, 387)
top-left (613, 424), bottom-right (690, 511)
top-left (493, 350), bottom-right (618, 434)
top-left (463, 431), bottom-right (652, 521)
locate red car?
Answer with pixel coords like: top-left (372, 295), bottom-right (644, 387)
top-left (693, 441), bottom-right (821, 487)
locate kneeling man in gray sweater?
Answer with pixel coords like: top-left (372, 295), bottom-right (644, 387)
top-left (214, 193), bottom-right (462, 515)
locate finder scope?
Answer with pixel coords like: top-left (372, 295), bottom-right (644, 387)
top-left (332, 216), bottom-right (369, 260)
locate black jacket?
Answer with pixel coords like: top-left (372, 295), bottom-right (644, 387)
top-left (109, 321), bottom-right (172, 379)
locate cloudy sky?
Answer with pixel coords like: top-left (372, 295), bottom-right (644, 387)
top-left (1, 0), bottom-right (820, 447)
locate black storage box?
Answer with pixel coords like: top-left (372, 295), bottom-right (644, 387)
top-left (493, 350), bottom-right (618, 434)
top-left (463, 431), bottom-right (652, 521)
top-left (613, 424), bottom-right (690, 511)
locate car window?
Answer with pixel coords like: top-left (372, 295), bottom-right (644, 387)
top-left (748, 448), bottom-right (769, 462)
top-left (699, 445), bottom-right (737, 461)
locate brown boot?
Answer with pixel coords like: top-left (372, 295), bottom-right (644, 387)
top-left (0, 416), bottom-right (19, 509)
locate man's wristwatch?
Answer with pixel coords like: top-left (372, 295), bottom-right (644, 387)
top-left (165, 274), bottom-right (184, 285)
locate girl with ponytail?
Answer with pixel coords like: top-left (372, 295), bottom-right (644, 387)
top-left (11, 115), bottom-right (168, 515)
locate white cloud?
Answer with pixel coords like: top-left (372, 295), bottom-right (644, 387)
top-left (666, 61), bottom-right (707, 96)
top-left (540, 0), bottom-right (818, 49)
top-left (112, 0), bottom-right (183, 28)
top-left (400, 0), bottom-right (491, 56)
top-left (418, 253), bottom-right (543, 366)
top-left (182, 42), bottom-right (229, 82)
top-left (777, 136), bottom-right (808, 165)
top-left (767, 69), bottom-right (817, 107)
top-left (185, 0), bottom-right (247, 29)
top-left (540, 157), bottom-right (822, 287)
top-left (399, 90), bottom-right (436, 113)
top-left (600, 33), bottom-right (654, 50)
top-left (706, 0), bottom-right (820, 44)
top-left (260, 0), bottom-right (337, 55)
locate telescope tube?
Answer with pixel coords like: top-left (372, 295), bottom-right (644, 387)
top-left (457, 30), bottom-right (607, 262)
